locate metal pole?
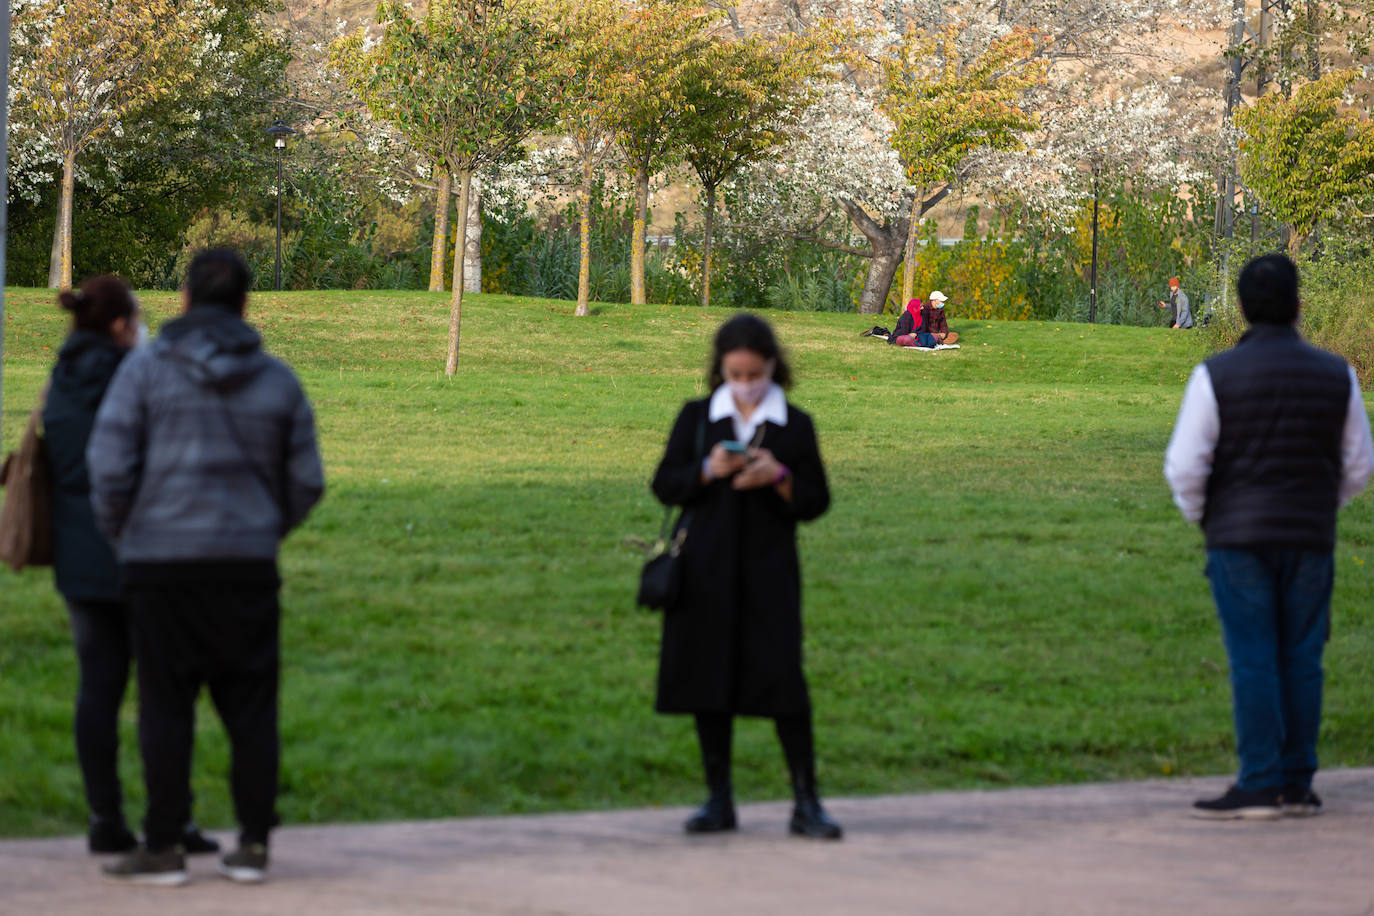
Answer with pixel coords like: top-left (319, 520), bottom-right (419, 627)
top-left (1089, 160), bottom-right (1099, 325)
top-left (1216, 0), bottom-right (1246, 240)
top-left (1, 1), bottom-right (11, 444)
top-left (274, 148), bottom-right (283, 292)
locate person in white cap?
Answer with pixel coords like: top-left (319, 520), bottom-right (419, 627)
top-left (922, 292), bottom-right (958, 344)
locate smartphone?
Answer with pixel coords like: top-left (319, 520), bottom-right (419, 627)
top-left (719, 440), bottom-right (749, 455)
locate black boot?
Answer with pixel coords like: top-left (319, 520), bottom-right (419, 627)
top-left (776, 715), bottom-right (842, 840)
top-left (789, 778), bottom-right (843, 840)
top-left (686, 713), bottom-right (737, 833)
top-left (685, 793), bottom-right (738, 833)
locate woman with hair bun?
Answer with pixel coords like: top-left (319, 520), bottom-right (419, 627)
top-left (650, 312), bottom-right (842, 840)
top-left (43, 276), bottom-right (217, 856)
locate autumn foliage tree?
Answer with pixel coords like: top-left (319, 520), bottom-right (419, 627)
top-left (605, 0), bottom-right (719, 306)
top-left (10, 0), bottom-right (209, 289)
top-left (557, 0), bottom-right (633, 316)
top-left (677, 32), bottom-right (835, 308)
top-left (334, 0), bottom-right (572, 373)
top-left (1237, 69), bottom-right (1374, 254)
top-left (881, 25), bottom-right (1045, 308)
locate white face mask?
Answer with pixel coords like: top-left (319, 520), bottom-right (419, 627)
top-left (727, 360), bottom-right (775, 406)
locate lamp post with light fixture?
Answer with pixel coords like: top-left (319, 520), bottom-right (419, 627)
top-left (1089, 153), bottom-right (1101, 325)
top-left (265, 120), bottom-right (296, 291)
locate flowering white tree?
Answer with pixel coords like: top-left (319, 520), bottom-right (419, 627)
top-left (9, 0), bottom-right (216, 288)
top-left (975, 79), bottom-right (1222, 230)
top-left (723, 0), bottom-right (1230, 313)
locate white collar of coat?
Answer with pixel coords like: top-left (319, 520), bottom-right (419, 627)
top-left (709, 382), bottom-right (789, 428)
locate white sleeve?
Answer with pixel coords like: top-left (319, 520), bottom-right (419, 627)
top-left (1164, 364), bottom-right (1219, 524)
top-left (1339, 365), bottom-right (1374, 508)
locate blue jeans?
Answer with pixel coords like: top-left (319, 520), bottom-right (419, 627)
top-left (1206, 549), bottom-right (1333, 792)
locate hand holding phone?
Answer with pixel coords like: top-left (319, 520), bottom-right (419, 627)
top-left (719, 440), bottom-right (749, 455)
top-left (707, 441), bottom-right (749, 480)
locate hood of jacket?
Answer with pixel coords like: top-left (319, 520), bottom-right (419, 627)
top-left (50, 329), bottom-right (128, 412)
top-left (152, 305), bottom-right (270, 392)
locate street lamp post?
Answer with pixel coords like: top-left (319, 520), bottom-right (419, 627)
top-left (265, 120), bottom-right (296, 291)
top-left (1089, 156), bottom-right (1101, 325)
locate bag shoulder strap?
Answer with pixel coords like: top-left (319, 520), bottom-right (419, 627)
top-left (657, 409), bottom-right (708, 543)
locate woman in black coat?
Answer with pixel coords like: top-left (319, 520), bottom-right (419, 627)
top-left (43, 277), bottom-right (217, 856)
top-left (651, 313), bottom-right (841, 839)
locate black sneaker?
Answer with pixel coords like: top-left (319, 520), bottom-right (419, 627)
top-left (1281, 784), bottom-right (1323, 817)
top-left (218, 843), bottom-right (269, 884)
top-left (1191, 785), bottom-right (1282, 820)
top-left (181, 824), bottom-right (221, 855)
top-left (88, 818), bottom-right (138, 855)
top-left (101, 847), bottom-right (189, 886)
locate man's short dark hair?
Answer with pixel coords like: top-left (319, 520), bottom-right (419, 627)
top-left (1237, 253), bottom-right (1300, 325)
top-left (186, 248), bottom-right (252, 314)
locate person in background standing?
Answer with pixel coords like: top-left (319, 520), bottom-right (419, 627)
top-left (1158, 277), bottom-right (1194, 329)
top-left (651, 313), bottom-right (842, 840)
top-left (89, 250), bottom-right (324, 886)
top-left (1165, 253), bottom-right (1373, 819)
top-left (43, 276), bottom-right (218, 858)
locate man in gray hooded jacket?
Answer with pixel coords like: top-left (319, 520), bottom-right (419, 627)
top-left (88, 248), bottom-right (324, 886)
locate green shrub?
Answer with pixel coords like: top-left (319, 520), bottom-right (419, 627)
top-left (1199, 242), bottom-right (1374, 385)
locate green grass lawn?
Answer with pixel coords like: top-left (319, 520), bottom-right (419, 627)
top-left (3, 288), bottom-right (1373, 837)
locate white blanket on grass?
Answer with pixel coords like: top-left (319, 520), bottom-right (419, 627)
top-left (874, 335), bottom-right (960, 350)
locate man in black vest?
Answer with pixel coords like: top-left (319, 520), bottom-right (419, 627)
top-left (1165, 254), bottom-right (1373, 819)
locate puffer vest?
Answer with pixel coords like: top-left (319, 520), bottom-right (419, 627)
top-left (1203, 324), bottom-right (1351, 550)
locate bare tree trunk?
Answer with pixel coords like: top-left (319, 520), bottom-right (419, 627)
top-left (839, 194), bottom-right (919, 315)
top-left (428, 169), bottom-right (451, 292)
top-left (463, 176), bottom-right (482, 294)
top-left (445, 170), bottom-right (473, 376)
top-left (859, 243), bottom-right (904, 315)
top-left (631, 165), bottom-right (649, 305)
top-left (1287, 225), bottom-right (1303, 255)
top-left (900, 192), bottom-right (921, 307)
top-left (47, 214), bottom-right (62, 289)
top-left (576, 158), bottom-right (593, 316)
top-left (1306, 0), bottom-right (1320, 80)
top-left (700, 184), bottom-right (716, 309)
top-left (50, 149), bottom-right (76, 289)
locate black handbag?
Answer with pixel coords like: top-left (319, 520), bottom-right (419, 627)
top-left (637, 413), bottom-right (707, 610)
top-left (636, 510), bottom-right (689, 609)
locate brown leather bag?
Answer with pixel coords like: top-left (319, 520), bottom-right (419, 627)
top-left (0, 406), bottom-right (54, 571)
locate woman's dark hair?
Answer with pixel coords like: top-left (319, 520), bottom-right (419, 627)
top-left (708, 313), bottom-right (793, 390)
top-left (1237, 253), bottom-right (1300, 325)
top-left (57, 275), bottom-right (136, 332)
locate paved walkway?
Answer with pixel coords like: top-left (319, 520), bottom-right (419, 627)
top-left (3, 769), bottom-right (1374, 915)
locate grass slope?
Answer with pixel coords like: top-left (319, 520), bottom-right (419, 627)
top-left (3, 290), bottom-right (1373, 837)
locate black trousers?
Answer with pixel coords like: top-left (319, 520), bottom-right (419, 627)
top-left (66, 599), bottom-right (132, 825)
top-left (127, 582), bottom-right (281, 850)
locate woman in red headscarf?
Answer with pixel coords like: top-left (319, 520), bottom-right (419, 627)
top-left (888, 298), bottom-right (935, 348)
